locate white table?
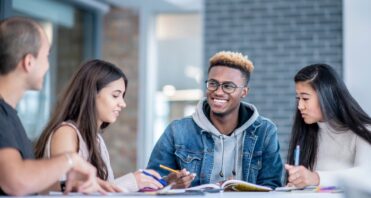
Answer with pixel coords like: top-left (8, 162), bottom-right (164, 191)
top-left (21, 192), bottom-right (344, 198)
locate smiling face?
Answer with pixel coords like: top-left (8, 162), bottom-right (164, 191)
top-left (295, 81), bottom-right (324, 124)
top-left (96, 78), bottom-right (126, 126)
top-left (206, 66), bottom-right (248, 117)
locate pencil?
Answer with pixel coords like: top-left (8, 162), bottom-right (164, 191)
top-left (159, 164), bottom-right (179, 173)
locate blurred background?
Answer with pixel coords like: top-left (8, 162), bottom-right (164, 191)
top-left (1, 0), bottom-right (370, 177)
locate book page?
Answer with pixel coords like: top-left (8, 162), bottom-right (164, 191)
top-left (187, 183), bottom-right (220, 191)
top-left (221, 180), bottom-right (272, 192)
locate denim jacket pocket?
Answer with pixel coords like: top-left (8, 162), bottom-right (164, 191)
top-left (174, 146), bottom-right (202, 173)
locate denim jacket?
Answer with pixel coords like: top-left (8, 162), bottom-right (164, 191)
top-left (147, 100), bottom-right (283, 189)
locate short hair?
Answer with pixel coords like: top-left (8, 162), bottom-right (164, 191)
top-left (208, 51), bottom-right (254, 84)
top-left (0, 17), bottom-right (42, 75)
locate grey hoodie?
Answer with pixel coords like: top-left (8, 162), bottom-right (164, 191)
top-left (192, 98), bottom-right (259, 183)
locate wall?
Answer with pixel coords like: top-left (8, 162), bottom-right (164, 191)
top-left (204, 0), bottom-right (343, 161)
top-left (56, 11), bottom-right (84, 94)
top-left (344, 0), bottom-right (371, 115)
top-left (102, 7), bottom-right (140, 175)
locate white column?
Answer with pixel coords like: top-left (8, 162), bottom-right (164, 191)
top-left (344, 0), bottom-right (371, 115)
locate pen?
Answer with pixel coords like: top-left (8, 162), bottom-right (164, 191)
top-left (294, 145), bottom-right (300, 166)
top-left (159, 164), bottom-right (179, 173)
top-left (141, 170), bottom-right (168, 186)
top-left (315, 186), bottom-right (338, 192)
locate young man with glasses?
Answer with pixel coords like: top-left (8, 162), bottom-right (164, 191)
top-left (147, 51), bottom-right (283, 189)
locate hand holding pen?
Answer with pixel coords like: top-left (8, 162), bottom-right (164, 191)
top-left (133, 169), bottom-right (165, 190)
top-left (159, 164), bottom-right (196, 189)
top-left (285, 145), bottom-right (320, 188)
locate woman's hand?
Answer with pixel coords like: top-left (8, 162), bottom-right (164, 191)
top-left (285, 164), bottom-right (320, 188)
top-left (134, 169), bottom-right (164, 190)
top-left (97, 177), bottom-right (123, 192)
top-left (165, 169), bottom-right (195, 189)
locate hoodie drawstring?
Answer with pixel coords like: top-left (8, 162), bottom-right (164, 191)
top-left (233, 132), bottom-right (238, 177)
top-left (219, 135), bottom-right (225, 178)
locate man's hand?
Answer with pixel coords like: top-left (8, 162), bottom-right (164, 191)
top-left (64, 154), bottom-right (107, 194)
top-left (285, 164), bottom-right (320, 188)
top-left (165, 169), bottom-right (196, 189)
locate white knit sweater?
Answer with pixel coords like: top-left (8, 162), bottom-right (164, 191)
top-left (315, 122), bottom-right (371, 186)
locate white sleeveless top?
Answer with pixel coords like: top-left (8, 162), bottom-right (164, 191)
top-left (43, 121), bottom-right (139, 192)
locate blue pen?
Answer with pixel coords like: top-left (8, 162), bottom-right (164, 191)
top-left (294, 145), bottom-right (300, 166)
top-left (141, 170), bottom-right (168, 186)
top-left (317, 186), bottom-right (337, 191)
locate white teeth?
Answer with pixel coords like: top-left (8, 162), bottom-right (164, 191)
top-left (214, 99), bottom-right (227, 104)
top-left (113, 110), bottom-right (120, 116)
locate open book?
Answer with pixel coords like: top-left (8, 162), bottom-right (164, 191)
top-left (187, 180), bottom-right (272, 192)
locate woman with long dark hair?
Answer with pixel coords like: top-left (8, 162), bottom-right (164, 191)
top-left (286, 63), bottom-right (371, 188)
top-left (35, 59), bottom-right (163, 192)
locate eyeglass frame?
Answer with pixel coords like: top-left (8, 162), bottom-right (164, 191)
top-left (205, 79), bottom-right (246, 94)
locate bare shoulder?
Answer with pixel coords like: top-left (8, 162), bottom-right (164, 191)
top-left (50, 125), bottom-right (79, 156)
top-left (53, 124), bottom-right (79, 139)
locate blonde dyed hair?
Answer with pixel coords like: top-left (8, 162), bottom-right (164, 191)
top-left (209, 51), bottom-right (254, 84)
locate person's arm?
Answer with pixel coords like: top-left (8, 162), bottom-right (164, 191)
top-left (147, 125), bottom-right (177, 176)
top-left (316, 134), bottom-right (371, 186)
top-left (257, 122), bottom-right (283, 188)
top-left (49, 125), bottom-right (79, 156)
top-left (0, 148), bottom-right (90, 195)
top-left (286, 135), bottom-right (371, 187)
top-left (50, 125), bottom-right (117, 193)
top-left (147, 123), bottom-right (194, 188)
top-left (39, 125), bottom-right (79, 192)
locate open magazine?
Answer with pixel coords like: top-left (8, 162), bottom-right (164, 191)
top-left (187, 180), bottom-right (272, 192)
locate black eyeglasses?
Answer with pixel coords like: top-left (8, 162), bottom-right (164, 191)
top-left (205, 80), bottom-right (246, 94)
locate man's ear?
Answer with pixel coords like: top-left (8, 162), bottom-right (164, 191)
top-left (241, 86), bottom-right (249, 98)
top-left (21, 53), bottom-right (35, 73)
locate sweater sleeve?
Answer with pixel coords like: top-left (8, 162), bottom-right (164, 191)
top-left (317, 167), bottom-right (362, 186)
top-left (317, 134), bottom-right (371, 186)
top-left (114, 173), bottom-right (139, 192)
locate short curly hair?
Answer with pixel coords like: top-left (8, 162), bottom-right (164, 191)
top-left (208, 51), bottom-right (254, 84)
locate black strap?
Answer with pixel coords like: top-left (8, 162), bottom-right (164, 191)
top-left (60, 181), bottom-right (66, 192)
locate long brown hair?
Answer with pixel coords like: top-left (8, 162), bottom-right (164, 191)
top-left (35, 59), bottom-right (128, 180)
